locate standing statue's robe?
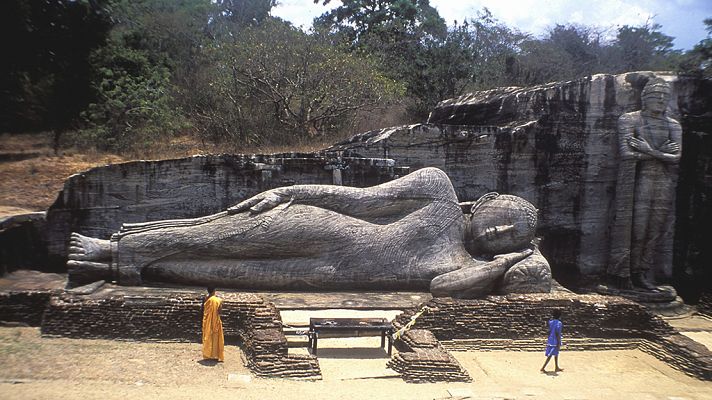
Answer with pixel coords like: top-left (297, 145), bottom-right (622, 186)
top-left (202, 295), bottom-right (224, 361)
top-left (608, 112), bottom-right (679, 279)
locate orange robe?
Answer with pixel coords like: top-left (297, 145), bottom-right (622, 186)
top-left (202, 295), bottom-right (224, 361)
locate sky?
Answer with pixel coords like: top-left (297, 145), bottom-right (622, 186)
top-left (272, 0), bottom-right (712, 50)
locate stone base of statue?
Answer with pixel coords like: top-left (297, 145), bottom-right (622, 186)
top-left (595, 284), bottom-right (677, 303)
top-left (638, 295), bottom-right (695, 318)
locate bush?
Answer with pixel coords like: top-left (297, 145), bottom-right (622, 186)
top-left (77, 40), bottom-right (186, 151)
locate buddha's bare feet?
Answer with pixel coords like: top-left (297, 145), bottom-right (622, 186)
top-left (67, 260), bottom-right (112, 287)
top-left (68, 233), bottom-right (111, 261)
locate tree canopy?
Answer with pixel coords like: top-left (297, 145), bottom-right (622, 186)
top-left (2, 1), bottom-right (708, 153)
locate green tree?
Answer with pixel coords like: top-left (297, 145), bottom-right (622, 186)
top-left (511, 24), bottom-right (606, 85)
top-left (201, 19), bottom-right (403, 146)
top-left (314, 0), bottom-right (446, 118)
top-left (0, 0), bottom-right (111, 149)
top-left (463, 9), bottom-right (526, 90)
top-left (611, 22), bottom-right (678, 72)
top-left (77, 0), bottom-right (201, 150)
top-left (80, 39), bottom-right (180, 150)
top-left (210, 0), bottom-right (276, 27)
top-left (678, 18), bottom-right (712, 77)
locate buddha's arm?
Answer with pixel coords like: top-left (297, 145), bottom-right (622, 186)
top-left (618, 114), bottom-right (653, 161)
top-left (429, 249), bottom-right (533, 298)
top-left (653, 118), bottom-right (682, 163)
top-left (228, 167), bottom-right (457, 219)
top-left (620, 114), bottom-right (682, 164)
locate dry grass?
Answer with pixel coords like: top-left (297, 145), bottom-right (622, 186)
top-left (0, 106), bottom-right (412, 217)
top-left (0, 133), bottom-right (125, 214)
top-left (0, 132), bottom-right (345, 216)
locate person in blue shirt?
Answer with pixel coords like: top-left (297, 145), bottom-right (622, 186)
top-left (540, 309), bottom-right (563, 373)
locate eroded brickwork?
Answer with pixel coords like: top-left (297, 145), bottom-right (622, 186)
top-left (40, 291), bottom-right (321, 379)
top-left (388, 329), bottom-right (471, 383)
top-left (392, 293), bottom-right (711, 381)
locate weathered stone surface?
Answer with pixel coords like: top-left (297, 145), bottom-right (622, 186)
top-left (607, 77), bottom-right (681, 291)
top-left (43, 154), bottom-right (405, 268)
top-left (66, 168), bottom-right (551, 298)
top-left (65, 279), bottom-right (105, 295)
top-left (331, 72), bottom-right (712, 289)
top-left (388, 329), bottom-right (472, 383)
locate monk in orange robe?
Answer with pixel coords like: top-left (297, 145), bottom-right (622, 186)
top-left (202, 287), bottom-right (224, 362)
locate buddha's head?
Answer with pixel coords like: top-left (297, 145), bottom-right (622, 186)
top-left (466, 192), bottom-right (538, 255)
top-left (641, 77), bottom-right (671, 115)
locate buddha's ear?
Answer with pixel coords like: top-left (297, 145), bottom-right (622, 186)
top-left (494, 224), bottom-right (516, 234)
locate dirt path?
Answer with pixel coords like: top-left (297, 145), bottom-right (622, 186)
top-left (1, 327), bottom-right (710, 400)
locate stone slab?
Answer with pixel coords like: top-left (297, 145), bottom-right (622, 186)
top-left (261, 291), bottom-right (431, 310)
top-left (0, 270), bottom-right (65, 292)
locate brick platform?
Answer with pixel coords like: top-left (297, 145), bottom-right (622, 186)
top-left (388, 329), bottom-right (471, 383)
top-left (2, 282), bottom-right (712, 382)
top-left (39, 289), bottom-right (321, 379)
top-left (391, 293), bottom-right (712, 381)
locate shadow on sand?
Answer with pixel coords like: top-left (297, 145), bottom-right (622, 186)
top-left (311, 347), bottom-right (390, 360)
top-left (197, 359), bottom-right (221, 366)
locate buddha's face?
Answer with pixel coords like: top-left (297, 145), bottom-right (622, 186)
top-left (466, 195), bottom-right (536, 255)
top-left (641, 90), bottom-right (669, 115)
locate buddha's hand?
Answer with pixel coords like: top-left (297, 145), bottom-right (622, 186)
top-left (430, 248), bottom-right (534, 299)
top-left (493, 248), bottom-right (534, 266)
top-left (659, 139), bottom-right (680, 154)
top-left (628, 136), bottom-right (654, 154)
top-left (228, 187), bottom-right (293, 215)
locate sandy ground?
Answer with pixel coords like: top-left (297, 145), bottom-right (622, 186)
top-left (1, 327), bottom-right (710, 400)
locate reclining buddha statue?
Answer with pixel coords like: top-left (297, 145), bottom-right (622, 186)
top-left (67, 167), bottom-right (551, 298)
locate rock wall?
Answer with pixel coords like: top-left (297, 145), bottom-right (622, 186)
top-left (330, 72), bottom-right (712, 289)
top-left (0, 213), bottom-right (48, 274)
top-left (41, 153), bottom-right (405, 269)
top-left (3, 72), bottom-right (709, 295)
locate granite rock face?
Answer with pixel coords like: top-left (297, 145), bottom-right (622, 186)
top-left (63, 168), bottom-right (551, 298)
top-left (42, 153), bottom-right (405, 268)
top-left (331, 72), bottom-right (712, 288)
top-left (2, 72), bottom-right (709, 295)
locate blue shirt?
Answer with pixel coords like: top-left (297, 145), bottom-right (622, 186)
top-left (547, 319), bottom-right (562, 346)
